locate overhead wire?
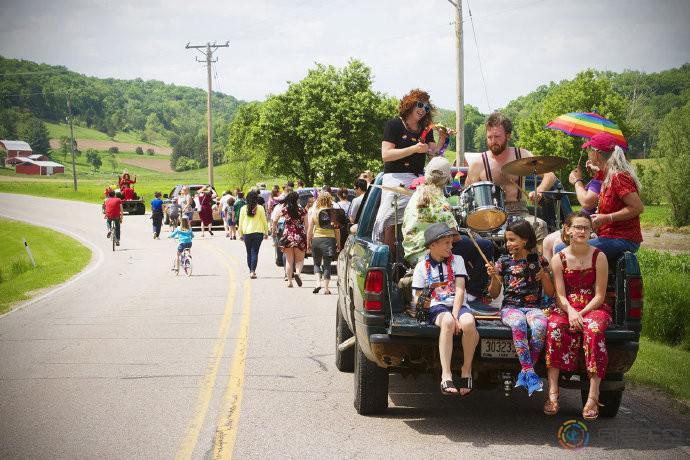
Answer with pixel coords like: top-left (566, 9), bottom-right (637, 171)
top-left (466, 0), bottom-right (492, 112)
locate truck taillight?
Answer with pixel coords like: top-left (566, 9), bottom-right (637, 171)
top-left (364, 270), bottom-right (384, 312)
top-left (627, 277), bottom-right (643, 319)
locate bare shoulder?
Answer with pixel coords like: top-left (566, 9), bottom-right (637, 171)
top-left (517, 147), bottom-right (534, 157)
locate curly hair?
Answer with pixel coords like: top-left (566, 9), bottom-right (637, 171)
top-left (398, 89), bottom-right (435, 129)
top-left (485, 111), bottom-right (513, 135)
top-left (316, 191), bottom-right (333, 209)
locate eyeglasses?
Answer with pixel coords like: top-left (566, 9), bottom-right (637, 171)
top-left (415, 101), bottom-right (431, 113)
top-left (571, 225), bottom-right (591, 232)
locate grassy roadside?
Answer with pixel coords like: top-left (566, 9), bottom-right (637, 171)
top-left (627, 337), bottom-right (690, 405)
top-left (0, 218), bottom-right (91, 314)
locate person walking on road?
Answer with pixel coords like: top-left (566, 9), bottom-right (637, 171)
top-left (151, 191), bottom-right (164, 239)
top-left (275, 191), bottom-right (308, 288)
top-left (238, 190), bottom-right (268, 279)
top-left (198, 185), bottom-right (217, 237)
top-left (307, 191), bottom-right (337, 295)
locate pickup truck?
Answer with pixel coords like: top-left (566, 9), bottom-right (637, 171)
top-left (335, 175), bottom-right (642, 416)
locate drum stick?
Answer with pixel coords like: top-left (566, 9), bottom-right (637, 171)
top-left (464, 229), bottom-right (502, 283)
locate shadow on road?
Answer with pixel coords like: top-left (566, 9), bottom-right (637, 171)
top-left (377, 375), bottom-right (690, 452)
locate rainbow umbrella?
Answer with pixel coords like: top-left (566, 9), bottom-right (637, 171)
top-left (546, 112), bottom-right (628, 149)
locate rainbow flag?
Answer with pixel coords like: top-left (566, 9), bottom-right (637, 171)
top-left (546, 112), bottom-right (628, 149)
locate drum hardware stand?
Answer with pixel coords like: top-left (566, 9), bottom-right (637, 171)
top-left (554, 183), bottom-right (564, 229)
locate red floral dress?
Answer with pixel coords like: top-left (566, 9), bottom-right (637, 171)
top-left (280, 207), bottom-right (307, 252)
top-left (546, 249), bottom-right (612, 379)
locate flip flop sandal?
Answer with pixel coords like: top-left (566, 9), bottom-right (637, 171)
top-left (312, 286), bottom-right (321, 294)
top-left (440, 380), bottom-right (458, 396)
top-left (457, 376), bottom-right (473, 397)
top-left (293, 273), bottom-right (303, 287)
top-left (583, 397), bottom-right (603, 420)
top-left (544, 392), bottom-right (560, 416)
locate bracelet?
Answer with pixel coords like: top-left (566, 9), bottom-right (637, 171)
top-left (609, 214), bottom-right (614, 223)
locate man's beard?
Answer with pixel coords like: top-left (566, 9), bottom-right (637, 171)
top-left (489, 140), bottom-right (508, 155)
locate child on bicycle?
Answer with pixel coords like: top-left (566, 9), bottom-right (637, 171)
top-left (169, 217), bottom-right (194, 271)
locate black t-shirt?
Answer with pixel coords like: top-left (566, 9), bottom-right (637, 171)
top-left (382, 117), bottom-right (433, 175)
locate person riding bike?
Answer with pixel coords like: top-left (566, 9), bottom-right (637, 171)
top-left (169, 217), bottom-right (194, 271)
top-left (104, 190), bottom-right (124, 245)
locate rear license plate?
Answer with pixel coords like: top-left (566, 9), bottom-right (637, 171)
top-left (481, 339), bottom-right (517, 359)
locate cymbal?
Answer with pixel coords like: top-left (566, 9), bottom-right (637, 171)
top-left (501, 155), bottom-right (568, 176)
top-left (372, 184), bottom-right (413, 196)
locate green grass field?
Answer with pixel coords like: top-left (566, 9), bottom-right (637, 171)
top-left (627, 337), bottom-right (690, 404)
top-left (45, 122), bottom-right (170, 148)
top-left (0, 218), bottom-right (91, 314)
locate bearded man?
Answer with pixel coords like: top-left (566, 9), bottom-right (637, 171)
top-left (464, 112), bottom-right (556, 242)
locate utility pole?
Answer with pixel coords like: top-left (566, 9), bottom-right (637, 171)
top-left (66, 94), bottom-right (78, 191)
top-left (185, 41), bottom-right (229, 187)
top-left (448, 0), bottom-right (464, 167)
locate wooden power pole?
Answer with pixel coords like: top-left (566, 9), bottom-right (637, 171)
top-left (185, 41), bottom-right (229, 186)
top-left (66, 95), bottom-right (78, 191)
top-left (448, 0), bottom-right (464, 166)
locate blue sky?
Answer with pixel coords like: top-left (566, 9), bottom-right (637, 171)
top-left (1, 0), bottom-right (689, 112)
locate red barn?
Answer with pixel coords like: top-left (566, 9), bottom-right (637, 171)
top-left (15, 158), bottom-right (65, 175)
top-left (1, 140), bottom-right (33, 165)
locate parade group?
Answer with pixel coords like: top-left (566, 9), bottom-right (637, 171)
top-left (103, 87), bottom-right (644, 421)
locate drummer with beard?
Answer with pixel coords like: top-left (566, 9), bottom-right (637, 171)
top-left (465, 112), bottom-right (556, 243)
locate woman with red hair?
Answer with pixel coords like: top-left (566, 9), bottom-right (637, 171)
top-left (373, 89), bottom-right (449, 251)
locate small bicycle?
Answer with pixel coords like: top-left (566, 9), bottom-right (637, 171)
top-left (175, 248), bottom-right (192, 276)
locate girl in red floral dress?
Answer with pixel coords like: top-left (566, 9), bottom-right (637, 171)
top-left (545, 212), bottom-right (610, 420)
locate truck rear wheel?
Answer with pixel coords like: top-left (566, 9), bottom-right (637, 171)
top-left (335, 299), bottom-right (354, 372)
top-left (580, 388), bottom-right (623, 418)
top-left (354, 339), bottom-right (388, 415)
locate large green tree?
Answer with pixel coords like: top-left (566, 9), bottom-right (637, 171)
top-left (653, 100), bottom-right (690, 226)
top-left (257, 60), bottom-right (396, 186)
top-left (225, 102), bottom-right (264, 190)
top-left (16, 114), bottom-right (50, 155)
top-left (516, 70), bottom-right (632, 183)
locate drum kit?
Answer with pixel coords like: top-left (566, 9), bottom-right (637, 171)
top-left (376, 154), bottom-right (572, 237)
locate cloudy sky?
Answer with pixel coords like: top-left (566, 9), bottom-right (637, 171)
top-left (1, 0), bottom-right (689, 112)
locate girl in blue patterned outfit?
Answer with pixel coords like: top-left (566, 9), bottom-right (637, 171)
top-left (486, 219), bottom-right (554, 395)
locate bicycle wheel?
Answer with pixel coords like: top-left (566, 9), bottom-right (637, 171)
top-left (183, 256), bottom-right (192, 276)
top-left (112, 231), bottom-right (116, 251)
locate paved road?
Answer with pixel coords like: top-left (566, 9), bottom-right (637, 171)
top-left (0, 193), bottom-right (689, 459)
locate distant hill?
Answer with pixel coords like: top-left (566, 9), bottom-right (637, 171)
top-left (0, 56), bottom-right (245, 147)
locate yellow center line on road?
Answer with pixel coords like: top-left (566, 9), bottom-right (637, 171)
top-left (175, 244), bottom-right (239, 460)
top-left (212, 278), bottom-right (252, 460)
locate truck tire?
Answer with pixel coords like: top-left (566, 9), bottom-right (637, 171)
top-left (580, 388), bottom-right (623, 418)
top-left (335, 299), bottom-right (354, 372)
top-left (138, 203), bottom-right (146, 215)
top-left (353, 338), bottom-right (388, 415)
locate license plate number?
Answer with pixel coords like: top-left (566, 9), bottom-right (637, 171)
top-left (481, 339), bottom-right (517, 359)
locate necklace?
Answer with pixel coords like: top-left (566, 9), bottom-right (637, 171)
top-left (399, 117), bottom-right (418, 133)
top-left (570, 248), bottom-right (590, 269)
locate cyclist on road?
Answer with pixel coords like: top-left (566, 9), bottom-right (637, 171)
top-left (169, 217), bottom-right (194, 271)
top-left (104, 190), bottom-right (123, 245)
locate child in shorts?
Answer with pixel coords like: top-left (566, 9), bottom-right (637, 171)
top-left (412, 222), bottom-right (479, 396)
top-left (169, 218), bottom-right (194, 271)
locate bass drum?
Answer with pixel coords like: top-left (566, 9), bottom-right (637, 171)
top-left (459, 181), bottom-right (507, 232)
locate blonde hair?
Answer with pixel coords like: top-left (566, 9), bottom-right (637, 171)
top-left (603, 146), bottom-right (641, 191)
top-left (181, 218), bottom-right (190, 231)
top-left (316, 191), bottom-right (333, 209)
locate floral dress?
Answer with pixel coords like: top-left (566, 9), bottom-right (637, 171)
top-left (546, 249), bottom-right (612, 378)
top-left (280, 206), bottom-right (307, 252)
top-left (495, 253), bottom-right (550, 371)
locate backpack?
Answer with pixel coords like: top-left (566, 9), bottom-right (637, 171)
top-left (168, 202), bottom-right (180, 218)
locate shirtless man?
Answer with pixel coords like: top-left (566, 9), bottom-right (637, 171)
top-left (465, 112), bottom-right (556, 241)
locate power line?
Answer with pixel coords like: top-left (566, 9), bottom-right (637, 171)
top-left (466, 0), bottom-right (491, 112)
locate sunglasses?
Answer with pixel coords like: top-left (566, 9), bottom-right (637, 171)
top-left (415, 101), bottom-right (431, 113)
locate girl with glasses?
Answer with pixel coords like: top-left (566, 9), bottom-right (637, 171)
top-left (545, 211), bottom-right (611, 420)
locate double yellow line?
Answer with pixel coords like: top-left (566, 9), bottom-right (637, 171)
top-left (176, 245), bottom-right (252, 460)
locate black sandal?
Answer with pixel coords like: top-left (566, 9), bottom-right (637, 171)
top-left (457, 376), bottom-right (473, 397)
top-left (440, 380), bottom-right (458, 396)
top-left (312, 286), bottom-right (321, 294)
top-left (294, 273), bottom-right (302, 287)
